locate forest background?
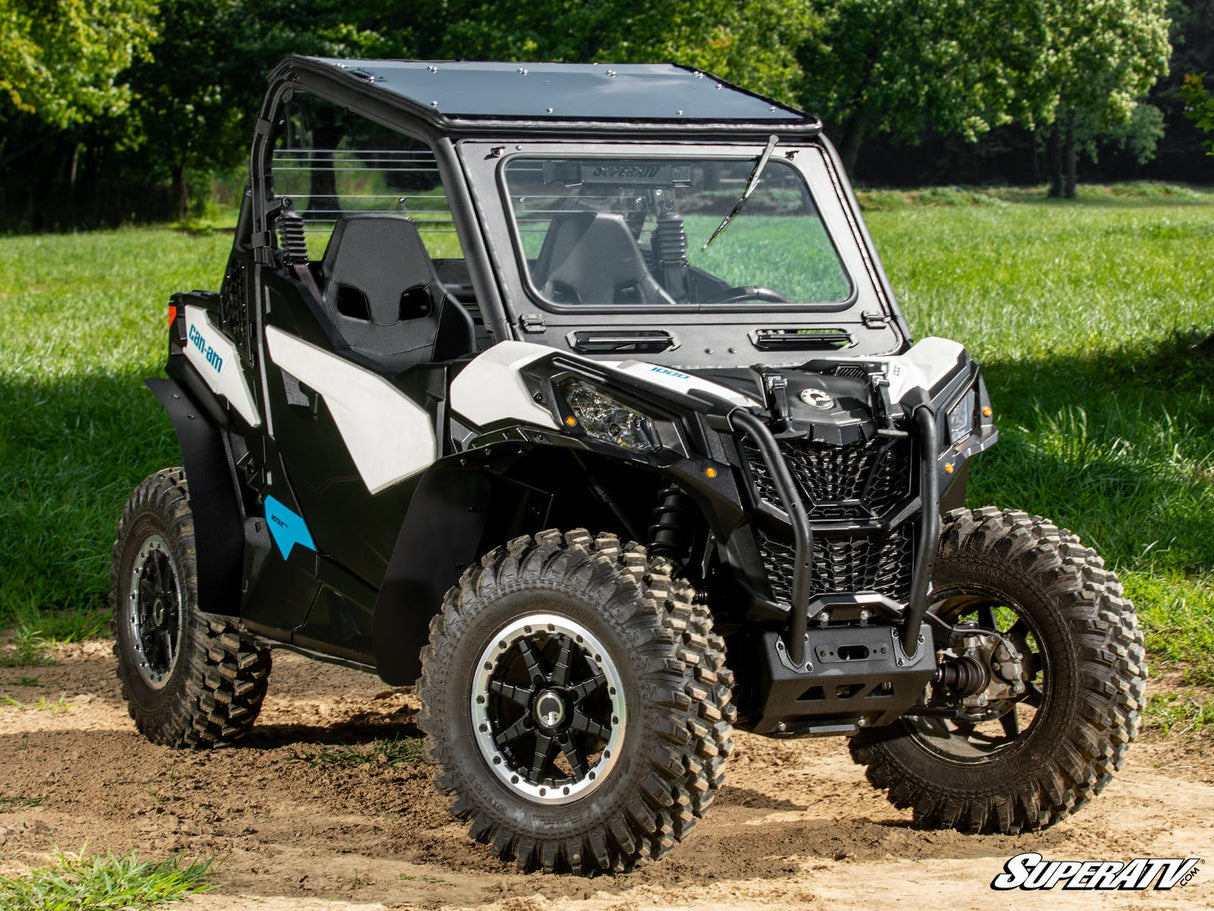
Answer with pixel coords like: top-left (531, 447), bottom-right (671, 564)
top-left (1, 0), bottom-right (1213, 232)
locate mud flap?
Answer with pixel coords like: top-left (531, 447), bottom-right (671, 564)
top-left (146, 377), bottom-right (245, 615)
top-left (372, 466), bottom-right (491, 685)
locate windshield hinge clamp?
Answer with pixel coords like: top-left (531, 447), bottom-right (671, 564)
top-left (765, 374), bottom-right (790, 432)
top-left (519, 313), bottom-right (547, 333)
top-left (861, 310), bottom-right (889, 329)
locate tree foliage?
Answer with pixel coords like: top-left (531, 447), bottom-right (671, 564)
top-left (800, 0), bottom-right (1171, 181)
top-left (438, 0), bottom-right (817, 102)
top-left (1179, 73), bottom-right (1214, 153)
top-left (0, 0), bottom-right (1199, 230)
top-left (799, 0), bottom-right (1057, 168)
top-left (0, 0), bottom-right (156, 126)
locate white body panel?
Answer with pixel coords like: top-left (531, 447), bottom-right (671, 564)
top-left (183, 306), bottom-right (262, 427)
top-left (265, 327), bottom-right (436, 494)
top-left (611, 360), bottom-right (761, 407)
top-left (883, 336), bottom-right (965, 403)
top-left (823, 336), bottom-right (965, 404)
top-left (449, 341), bottom-right (561, 430)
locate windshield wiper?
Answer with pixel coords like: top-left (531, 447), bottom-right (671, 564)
top-left (701, 134), bottom-right (779, 252)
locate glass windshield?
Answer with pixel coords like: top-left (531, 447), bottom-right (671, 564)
top-left (504, 156), bottom-right (852, 308)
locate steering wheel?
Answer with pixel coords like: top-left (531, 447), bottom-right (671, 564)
top-left (706, 285), bottom-right (789, 304)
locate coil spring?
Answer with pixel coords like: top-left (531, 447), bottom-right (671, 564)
top-left (651, 212), bottom-right (688, 264)
top-left (278, 209), bottom-right (309, 265)
top-left (649, 485), bottom-right (692, 560)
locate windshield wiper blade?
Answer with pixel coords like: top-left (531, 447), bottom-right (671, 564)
top-left (701, 134), bottom-right (779, 252)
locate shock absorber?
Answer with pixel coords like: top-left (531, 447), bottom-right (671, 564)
top-left (651, 211), bottom-right (689, 301)
top-left (649, 485), bottom-right (692, 562)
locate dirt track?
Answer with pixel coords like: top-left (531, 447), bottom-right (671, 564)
top-left (0, 640), bottom-right (1210, 910)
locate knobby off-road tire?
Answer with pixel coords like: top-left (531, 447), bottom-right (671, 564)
top-left (417, 529), bottom-right (734, 873)
top-left (850, 507), bottom-right (1145, 834)
top-left (111, 468), bottom-right (271, 747)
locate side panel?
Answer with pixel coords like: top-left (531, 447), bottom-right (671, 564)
top-left (146, 377), bottom-right (244, 616)
top-left (265, 326), bottom-right (437, 493)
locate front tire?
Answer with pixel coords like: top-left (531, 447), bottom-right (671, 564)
top-left (111, 468), bottom-right (271, 747)
top-left (417, 529), bottom-right (734, 873)
top-left (850, 507), bottom-right (1145, 834)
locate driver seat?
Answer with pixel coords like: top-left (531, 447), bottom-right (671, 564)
top-left (533, 212), bottom-right (675, 305)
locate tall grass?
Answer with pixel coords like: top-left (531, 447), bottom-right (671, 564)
top-left (0, 229), bottom-right (231, 620)
top-left (0, 850), bottom-right (214, 909)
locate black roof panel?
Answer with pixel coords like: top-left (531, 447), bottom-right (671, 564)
top-left (302, 58), bottom-right (806, 123)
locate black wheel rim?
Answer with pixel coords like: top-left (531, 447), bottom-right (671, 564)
top-left (908, 585), bottom-right (1049, 763)
top-left (126, 534), bottom-right (185, 689)
top-left (471, 614), bottom-right (626, 804)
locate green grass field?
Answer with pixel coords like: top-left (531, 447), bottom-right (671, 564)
top-left (1, 186), bottom-right (1211, 722)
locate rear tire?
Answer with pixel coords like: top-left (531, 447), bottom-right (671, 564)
top-left (850, 507), bottom-right (1144, 834)
top-left (417, 529), bottom-right (734, 873)
top-left (111, 468), bottom-right (271, 747)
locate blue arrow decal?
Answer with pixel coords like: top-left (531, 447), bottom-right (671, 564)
top-left (264, 495), bottom-right (317, 560)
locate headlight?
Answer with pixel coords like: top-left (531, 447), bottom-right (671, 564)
top-left (563, 381), bottom-right (659, 452)
top-left (947, 388), bottom-right (976, 444)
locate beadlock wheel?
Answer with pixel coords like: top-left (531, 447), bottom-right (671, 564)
top-left (125, 534), bottom-right (186, 689)
top-left (418, 528), bottom-right (735, 873)
top-left (471, 614), bottom-right (627, 804)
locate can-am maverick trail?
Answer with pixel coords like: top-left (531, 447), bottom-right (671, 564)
top-left (112, 57), bottom-right (1145, 874)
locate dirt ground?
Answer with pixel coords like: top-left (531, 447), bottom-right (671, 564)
top-left (0, 640), bottom-right (1210, 910)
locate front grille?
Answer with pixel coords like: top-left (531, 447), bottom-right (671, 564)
top-left (744, 432), bottom-right (917, 606)
top-left (832, 365), bottom-right (870, 380)
top-left (758, 527), bottom-right (915, 605)
top-left (744, 435), bottom-right (911, 521)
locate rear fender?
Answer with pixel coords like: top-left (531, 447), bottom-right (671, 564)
top-left (146, 377), bottom-right (245, 616)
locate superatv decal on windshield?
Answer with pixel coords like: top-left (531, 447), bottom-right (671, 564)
top-left (182, 306), bottom-right (261, 428)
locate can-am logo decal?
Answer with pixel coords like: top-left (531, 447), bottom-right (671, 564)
top-left (188, 322), bottom-right (224, 374)
top-left (799, 387), bottom-right (834, 409)
top-left (991, 852), bottom-right (1202, 891)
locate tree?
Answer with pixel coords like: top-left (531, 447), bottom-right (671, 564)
top-left (436, 0), bottom-right (817, 103)
top-left (799, 0), bottom-right (1061, 173)
top-left (1179, 73), bottom-right (1214, 153)
top-left (798, 0), bottom-right (1170, 186)
top-left (1038, 0), bottom-right (1172, 197)
top-left (123, 0), bottom-right (424, 220)
top-left (0, 0), bottom-right (155, 127)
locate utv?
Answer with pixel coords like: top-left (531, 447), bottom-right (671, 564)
top-left (112, 57), bottom-right (1144, 874)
